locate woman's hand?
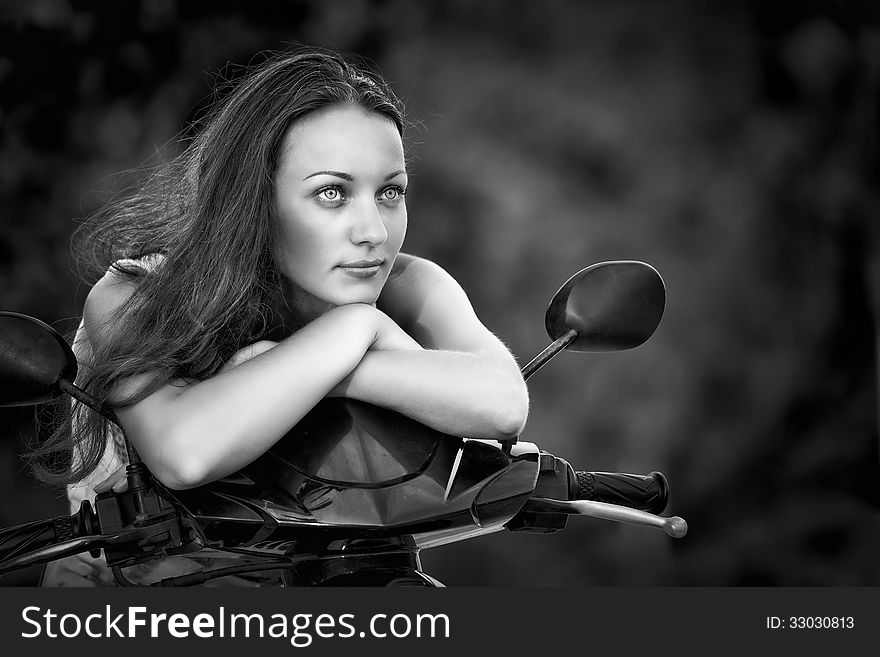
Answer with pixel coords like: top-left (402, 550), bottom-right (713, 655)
top-left (93, 465), bottom-right (129, 494)
top-left (326, 306), bottom-right (421, 398)
top-left (315, 303), bottom-right (420, 352)
top-left (368, 307), bottom-right (423, 352)
top-left (218, 309), bottom-right (417, 374)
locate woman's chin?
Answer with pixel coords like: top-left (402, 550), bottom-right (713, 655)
top-left (331, 291), bottom-right (381, 307)
top-left (327, 278), bottom-right (386, 306)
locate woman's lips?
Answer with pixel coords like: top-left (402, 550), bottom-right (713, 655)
top-left (337, 259), bottom-right (384, 279)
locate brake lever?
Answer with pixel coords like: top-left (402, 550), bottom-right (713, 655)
top-left (524, 497), bottom-right (688, 538)
top-left (0, 526), bottom-right (174, 573)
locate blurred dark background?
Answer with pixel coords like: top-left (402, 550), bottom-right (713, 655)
top-left (2, 0), bottom-right (880, 586)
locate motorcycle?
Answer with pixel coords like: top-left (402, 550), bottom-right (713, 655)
top-left (0, 260), bottom-right (687, 586)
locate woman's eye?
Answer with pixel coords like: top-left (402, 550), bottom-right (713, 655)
top-left (379, 186), bottom-right (406, 204)
top-left (316, 186), bottom-right (345, 206)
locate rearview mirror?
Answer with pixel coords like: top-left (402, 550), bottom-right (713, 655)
top-left (546, 260), bottom-right (666, 352)
top-left (0, 312), bottom-right (78, 407)
top-left (521, 261), bottom-right (666, 381)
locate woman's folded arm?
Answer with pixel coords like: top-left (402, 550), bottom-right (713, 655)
top-left (84, 273), bottom-right (387, 489)
top-left (343, 253), bottom-right (530, 439)
top-left (331, 347), bottom-right (529, 439)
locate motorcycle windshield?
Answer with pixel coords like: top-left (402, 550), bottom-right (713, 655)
top-left (169, 399), bottom-right (538, 541)
top-left (259, 398), bottom-right (447, 489)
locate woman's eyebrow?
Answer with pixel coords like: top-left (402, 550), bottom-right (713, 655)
top-left (302, 169), bottom-right (407, 181)
top-left (303, 170), bottom-right (353, 181)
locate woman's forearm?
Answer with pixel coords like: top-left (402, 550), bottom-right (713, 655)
top-left (118, 304), bottom-right (379, 488)
top-left (332, 349), bottom-right (530, 439)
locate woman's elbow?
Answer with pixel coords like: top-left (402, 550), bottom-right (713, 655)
top-left (488, 378), bottom-right (530, 439)
top-left (143, 435), bottom-right (214, 490)
top-left (148, 458), bottom-right (210, 490)
top-left (494, 405), bottom-right (529, 440)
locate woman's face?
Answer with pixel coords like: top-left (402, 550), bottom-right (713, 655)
top-left (274, 104), bottom-right (407, 317)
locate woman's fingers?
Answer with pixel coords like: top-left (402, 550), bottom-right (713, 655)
top-left (372, 311), bottom-right (422, 351)
top-left (93, 466), bottom-right (127, 494)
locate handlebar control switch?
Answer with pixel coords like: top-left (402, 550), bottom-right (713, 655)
top-left (94, 484), bottom-right (197, 569)
top-left (505, 451), bottom-right (575, 533)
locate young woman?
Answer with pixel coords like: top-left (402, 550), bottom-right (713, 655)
top-left (37, 49), bottom-right (529, 585)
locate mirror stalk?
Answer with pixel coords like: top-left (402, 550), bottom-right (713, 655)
top-left (58, 377), bottom-right (140, 464)
top-left (58, 378), bottom-right (152, 519)
top-left (57, 378), bottom-right (112, 421)
top-left (521, 329), bottom-right (577, 382)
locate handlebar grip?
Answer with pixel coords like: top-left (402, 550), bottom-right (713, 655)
top-left (573, 471), bottom-right (669, 515)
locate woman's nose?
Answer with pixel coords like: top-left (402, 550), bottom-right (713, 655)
top-left (350, 200), bottom-right (388, 246)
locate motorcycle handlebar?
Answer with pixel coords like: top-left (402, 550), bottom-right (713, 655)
top-left (0, 515), bottom-right (100, 574)
top-left (573, 470), bottom-right (668, 515)
top-left (508, 453), bottom-right (686, 536)
top-left (1, 454), bottom-right (687, 579)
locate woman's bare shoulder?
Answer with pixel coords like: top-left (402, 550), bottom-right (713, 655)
top-left (83, 270), bottom-right (136, 345)
top-left (83, 255), bottom-right (164, 348)
top-left (82, 255), bottom-right (178, 403)
top-left (378, 253), bottom-right (424, 326)
top-left (384, 252), bottom-right (454, 289)
top-left (378, 253), bottom-right (474, 330)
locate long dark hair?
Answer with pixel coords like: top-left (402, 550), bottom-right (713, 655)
top-left (31, 48), bottom-right (406, 485)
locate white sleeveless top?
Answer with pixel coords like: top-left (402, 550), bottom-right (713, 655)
top-left (66, 253), bottom-right (167, 513)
